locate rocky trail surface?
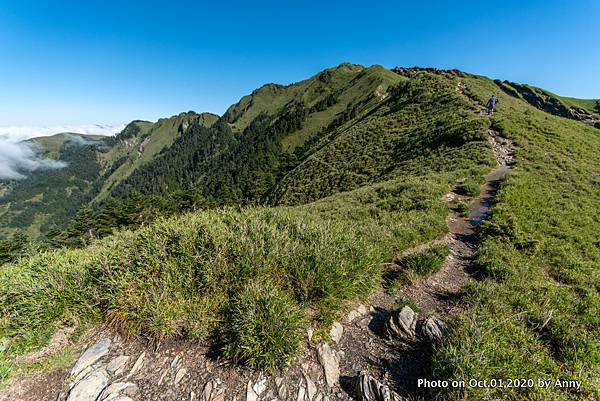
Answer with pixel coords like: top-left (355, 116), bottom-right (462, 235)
top-left (0, 86), bottom-right (516, 401)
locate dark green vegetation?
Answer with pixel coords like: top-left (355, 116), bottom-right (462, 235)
top-left (0, 64), bottom-right (597, 399)
top-left (0, 112), bottom-right (218, 240)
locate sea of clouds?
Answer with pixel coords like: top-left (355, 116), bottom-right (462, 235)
top-left (0, 124), bottom-right (125, 180)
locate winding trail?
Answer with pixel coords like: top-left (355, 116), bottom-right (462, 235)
top-left (335, 85), bottom-right (517, 398)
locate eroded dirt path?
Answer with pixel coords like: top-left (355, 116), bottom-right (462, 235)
top-left (334, 128), bottom-right (515, 399)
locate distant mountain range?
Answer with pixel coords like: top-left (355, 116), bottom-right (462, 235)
top-left (0, 64), bottom-right (598, 239)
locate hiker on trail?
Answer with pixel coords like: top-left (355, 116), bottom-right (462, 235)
top-left (487, 95), bottom-right (498, 115)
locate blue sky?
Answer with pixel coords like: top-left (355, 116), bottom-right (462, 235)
top-left (0, 0), bottom-right (598, 126)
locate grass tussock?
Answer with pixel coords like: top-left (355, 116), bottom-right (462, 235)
top-left (389, 245), bottom-right (450, 291)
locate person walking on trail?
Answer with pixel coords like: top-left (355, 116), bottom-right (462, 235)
top-left (487, 95), bottom-right (498, 115)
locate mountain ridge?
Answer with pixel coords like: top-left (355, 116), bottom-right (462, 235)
top-left (0, 63), bottom-right (598, 400)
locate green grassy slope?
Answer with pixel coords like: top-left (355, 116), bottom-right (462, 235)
top-left (0, 65), bottom-right (597, 399)
top-left (109, 65), bottom-right (492, 206)
top-left (0, 65), bottom-right (498, 376)
top-left (432, 73), bottom-right (600, 400)
top-left (29, 133), bottom-right (106, 159)
top-left (557, 96), bottom-right (599, 114)
top-left (273, 70), bottom-right (493, 204)
top-left (94, 112), bottom-right (218, 202)
top-left (494, 80), bottom-right (600, 125)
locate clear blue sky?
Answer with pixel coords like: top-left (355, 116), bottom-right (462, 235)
top-left (0, 0), bottom-right (598, 126)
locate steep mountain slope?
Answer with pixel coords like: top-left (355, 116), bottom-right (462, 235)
top-left (0, 65), bottom-right (597, 400)
top-left (108, 65), bottom-right (492, 208)
top-left (0, 112), bottom-right (218, 239)
top-left (94, 111), bottom-right (218, 202)
top-left (29, 133), bottom-right (107, 159)
top-left (494, 80), bottom-right (600, 126)
top-left (0, 133), bottom-right (106, 239)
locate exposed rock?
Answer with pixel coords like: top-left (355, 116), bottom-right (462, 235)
top-left (71, 365), bottom-right (93, 389)
top-left (386, 306), bottom-right (417, 340)
top-left (303, 371), bottom-right (317, 400)
top-left (67, 369), bottom-right (109, 401)
top-left (329, 321), bottom-right (343, 343)
top-left (357, 316), bottom-right (371, 330)
top-left (356, 371), bottom-right (404, 401)
top-left (158, 367), bottom-right (170, 385)
top-left (174, 367), bottom-right (188, 385)
top-left (106, 355), bottom-right (130, 376)
top-left (275, 377), bottom-right (288, 399)
top-left (127, 351), bottom-right (146, 378)
top-left (253, 376), bottom-right (267, 396)
top-left (421, 317), bottom-right (445, 342)
top-left (202, 379), bottom-right (224, 401)
top-left (317, 343), bottom-right (340, 388)
top-left (246, 378), bottom-right (267, 401)
top-left (100, 381), bottom-right (138, 399)
top-left (346, 304), bottom-right (367, 322)
top-left (171, 354), bottom-right (182, 370)
top-left (307, 325), bottom-right (315, 342)
top-left (102, 396), bottom-right (133, 401)
top-left (296, 385), bottom-right (306, 401)
top-left (70, 338), bottom-right (111, 378)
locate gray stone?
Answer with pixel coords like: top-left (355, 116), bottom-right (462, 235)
top-left (386, 306), bottom-right (417, 340)
top-left (70, 338), bottom-right (111, 378)
top-left (253, 376), bottom-right (267, 396)
top-left (127, 351), bottom-right (146, 377)
top-left (70, 365), bottom-right (93, 389)
top-left (421, 317), bottom-right (445, 342)
top-left (317, 343), bottom-right (340, 388)
top-left (307, 325), bottom-right (315, 342)
top-left (329, 322), bottom-right (343, 343)
top-left (275, 377), bottom-right (288, 399)
top-left (102, 394), bottom-right (134, 401)
top-left (356, 371), bottom-right (404, 401)
top-left (296, 385), bottom-right (306, 401)
top-left (100, 381), bottom-right (137, 398)
top-left (67, 369), bottom-right (109, 401)
top-left (246, 380), bottom-right (259, 401)
top-left (106, 355), bottom-right (130, 376)
top-left (304, 372), bottom-right (317, 400)
top-left (171, 354), bottom-right (182, 369)
top-left (346, 304), bottom-right (368, 322)
top-left (158, 367), bottom-right (170, 385)
top-left (174, 367), bottom-right (188, 385)
top-left (202, 379), bottom-right (224, 401)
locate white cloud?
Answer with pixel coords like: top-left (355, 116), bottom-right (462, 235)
top-left (0, 141), bottom-right (67, 180)
top-left (0, 124), bottom-right (125, 143)
top-left (0, 124), bottom-right (123, 180)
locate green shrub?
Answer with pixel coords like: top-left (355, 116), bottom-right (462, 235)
top-left (455, 201), bottom-right (470, 217)
top-left (222, 281), bottom-right (303, 370)
top-left (402, 245), bottom-right (449, 276)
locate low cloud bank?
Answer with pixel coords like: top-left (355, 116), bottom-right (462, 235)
top-left (0, 124), bottom-right (123, 180)
top-left (0, 140), bottom-right (67, 180)
top-left (0, 124), bottom-right (125, 142)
